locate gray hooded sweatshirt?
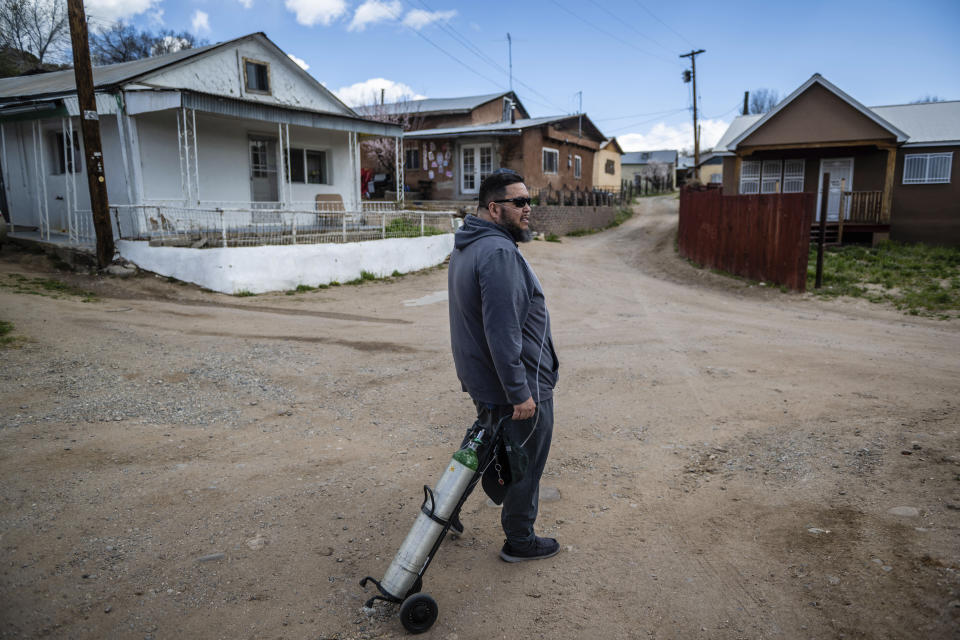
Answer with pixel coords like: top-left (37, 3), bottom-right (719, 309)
top-left (448, 214), bottom-right (559, 406)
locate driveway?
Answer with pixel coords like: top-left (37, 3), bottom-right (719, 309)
top-left (1, 195), bottom-right (958, 639)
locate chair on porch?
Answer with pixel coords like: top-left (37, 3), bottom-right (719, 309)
top-left (315, 194), bottom-right (344, 232)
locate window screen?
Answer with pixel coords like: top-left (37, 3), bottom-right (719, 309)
top-left (761, 160), bottom-right (782, 193)
top-left (783, 159), bottom-right (804, 193)
top-left (542, 148), bottom-right (558, 174)
top-left (740, 160), bottom-right (761, 194)
top-left (903, 153), bottom-right (952, 184)
top-left (245, 60), bottom-right (270, 92)
top-left (306, 150), bottom-right (327, 184)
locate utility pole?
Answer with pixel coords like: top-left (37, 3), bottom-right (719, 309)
top-left (67, 0), bottom-right (113, 268)
top-left (506, 33), bottom-right (513, 92)
top-left (680, 49), bottom-right (705, 177)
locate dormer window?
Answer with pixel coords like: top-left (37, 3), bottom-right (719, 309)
top-left (244, 58), bottom-right (271, 94)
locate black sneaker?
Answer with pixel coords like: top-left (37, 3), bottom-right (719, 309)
top-left (448, 515), bottom-right (464, 538)
top-left (499, 537), bottom-right (560, 563)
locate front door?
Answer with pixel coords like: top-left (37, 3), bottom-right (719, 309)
top-left (249, 136), bottom-right (279, 204)
top-left (460, 144), bottom-right (493, 194)
top-left (817, 158), bottom-right (853, 221)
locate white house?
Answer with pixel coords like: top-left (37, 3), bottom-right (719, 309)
top-left (0, 32), bottom-right (403, 247)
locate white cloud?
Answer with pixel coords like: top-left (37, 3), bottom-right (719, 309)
top-left (348, 0), bottom-right (401, 31)
top-left (619, 118), bottom-right (730, 153)
top-left (85, 0), bottom-right (159, 22)
top-left (285, 0), bottom-right (348, 26)
top-left (402, 8), bottom-right (456, 30)
top-left (191, 10), bottom-right (210, 33)
top-left (238, 0), bottom-right (253, 8)
top-left (334, 78), bottom-right (426, 107)
top-left (288, 53), bottom-right (309, 70)
top-left (149, 8), bottom-right (165, 25)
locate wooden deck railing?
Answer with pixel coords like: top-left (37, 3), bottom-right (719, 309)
top-left (840, 191), bottom-right (887, 224)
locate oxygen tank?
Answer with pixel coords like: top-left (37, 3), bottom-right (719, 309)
top-left (378, 431), bottom-right (484, 599)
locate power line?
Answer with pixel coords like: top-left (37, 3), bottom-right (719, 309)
top-left (630, 0), bottom-right (695, 48)
top-left (413, 0), bottom-right (570, 113)
top-left (584, 0), bottom-right (677, 58)
top-left (594, 107), bottom-right (689, 122)
top-left (605, 108), bottom-right (689, 134)
top-left (547, 0), bottom-right (678, 66)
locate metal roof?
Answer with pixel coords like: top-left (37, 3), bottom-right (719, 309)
top-left (871, 100), bottom-right (960, 145)
top-left (355, 92), bottom-right (510, 117)
top-left (404, 114), bottom-right (605, 140)
top-left (714, 99), bottom-right (960, 153)
top-left (0, 41), bottom-right (221, 101)
top-left (621, 149), bottom-right (677, 165)
top-left (712, 114), bottom-right (762, 153)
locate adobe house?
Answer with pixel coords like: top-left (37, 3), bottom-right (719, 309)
top-left (593, 137), bottom-right (624, 192)
top-left (621, 149), bottom-right (677, 191)
top-left (713, 74), bottom-right (959, 245)
top-left (358, 92), bottom-right (606, 200)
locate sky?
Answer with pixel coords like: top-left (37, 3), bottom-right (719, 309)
top-left (84, 0), bottom-right (960, 153)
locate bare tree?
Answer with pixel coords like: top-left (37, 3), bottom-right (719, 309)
top-left (90, 22), bottom-right (206, 64)
top-left (911, 95), bottom-right (945, 104)
top-left (0, 0), bottom-right (68, 70)
top-left (748, 88), bottom-right (780, 114)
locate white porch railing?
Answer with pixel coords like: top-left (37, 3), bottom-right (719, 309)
top-left (112, 204), bottom-right (459, 247)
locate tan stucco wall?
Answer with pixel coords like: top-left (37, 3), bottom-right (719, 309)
top-left (740, 84), bottom-right (896, 148)
top-left (593, 146), bottom-right (622, 190)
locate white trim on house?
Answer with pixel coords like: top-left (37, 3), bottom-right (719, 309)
top-left (727, 74), bottom-right (909, 150)
top-left (903, 152), bottom-right (952, 184)
top-left (542, 147), bottom-right (559, 175)
top-left (816, 157), bottom-right (854, 221)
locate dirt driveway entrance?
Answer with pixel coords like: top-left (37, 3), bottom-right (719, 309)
top-left (1, 196), bottom-right (958, 639)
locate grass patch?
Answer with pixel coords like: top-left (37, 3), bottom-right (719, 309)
top-left (564, 207), bottom-right (634, 238)
top-left (0, 320), bottom-right (15, 346)
top-left (385, 217), bottom-right (445, 237)
top-left (391, 270), bottom-right (403, 277)
top-left (295, 284), bottom-right (316, 293)
top-left (0, 274), bottom-right (97, 302)
top-left (235, 290), bottom-right (256, 297)
top-left (345, 270), bottom-right (379, 285)
top-left (808, 241), bottom-right (960, 318)
top-left (545, 233), bottom-right (561, 243)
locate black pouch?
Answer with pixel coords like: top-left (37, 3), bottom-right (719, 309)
top-left (480, 421), bottom-right (529, 505)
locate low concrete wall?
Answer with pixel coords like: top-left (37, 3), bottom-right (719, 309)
top-left (529, 205), bottom-right (619, 236)
top-left (118, 234), bottom-right (455, 294)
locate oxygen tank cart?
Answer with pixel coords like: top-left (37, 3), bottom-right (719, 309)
top-left (360, 417), bottom-right (508, 634)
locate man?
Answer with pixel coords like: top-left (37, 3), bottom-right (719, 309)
top-left (447, 169), bottom-right (561, 562)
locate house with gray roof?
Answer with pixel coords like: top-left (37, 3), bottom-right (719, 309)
top-left (621, 149), bottom-right (678, 191)
top-left (712, 73), bottom-right (959, 245)
top-left (0, 32), bottom-right (401, 247)
top-left (357, 90), bottom-right (607, 200)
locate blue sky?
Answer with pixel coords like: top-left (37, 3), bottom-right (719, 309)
top-left (85, 0), bottom-right (960, 152)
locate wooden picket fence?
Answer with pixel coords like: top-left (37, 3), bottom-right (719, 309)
top-left (678, 186), bottom-right (817, 292)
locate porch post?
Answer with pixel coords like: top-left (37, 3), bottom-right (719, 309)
top-left (113, 95), bottom-right (134, 206)
top-left (1, 124), bottom-right (14, 232)
top-left (733, 155), bottom-right (742, 194)
top-left (277, 122), bottom-right (286, 208)
top-left (61, 118), bottom-right (74, 243)
top-left (880, 146), bottom-right (896, 224)
top-left (176, 108), bottom-right (186, 205)
top-left (123, 110), bottom-right (144, 205)
top-left (192, 109), bottom-right (200, 205)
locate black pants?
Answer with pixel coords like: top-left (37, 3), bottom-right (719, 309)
top-left (463, 397), bottom-right (554, 549)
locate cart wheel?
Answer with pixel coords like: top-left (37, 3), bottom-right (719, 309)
top-left (405, 576), bottom-right (422, 598)
top-left (399, 593), bottom-right (438, 634)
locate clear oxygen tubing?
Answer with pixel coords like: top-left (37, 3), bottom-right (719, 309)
top-left (378, 433), bottom-right (483, 599)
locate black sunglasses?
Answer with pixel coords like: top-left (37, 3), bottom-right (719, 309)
top-left (491, 197), bottom-right (532, 208)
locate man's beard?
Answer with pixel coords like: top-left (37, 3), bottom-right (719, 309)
top-left (500, 219), bottom-right (533, 243)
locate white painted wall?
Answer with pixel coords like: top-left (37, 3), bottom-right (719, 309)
top-left (2, 114), bottom-right (135, 233)
top-left (141, 37), bottom-right (352, 116)
top-left (117, 233), bottom-right (455, 294)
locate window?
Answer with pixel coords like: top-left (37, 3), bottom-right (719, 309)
top-left (783, 159), bottom-right (805, 193)
top-left (404, 148), bottom-right (420, 170)
top-left (740, 160), bottom-right (761, 194)
top-left (49, 131), bottom-right (81, 174)
top-left (574, 155), bottom-right (582, 179)
top-left (284, 148), bottom-right (329, 184)
top-left (903, 152), bottom-right (952, 184)
top-left (742, 158), bottom-right (804, 194)
top-left (461, 144), bottom-right (493, 193)
top-left (306, 150), bottom-right (328, 184)
top-left (286, 147), bottom-right (305, 182)
top-left (761, 160), bottom-right (782, 193)
top-left (244, 58), bottom-right (270, 93)
top-left (710, 173), bottom-right (723, 184)
top-left (542, 148), bottom-right (559, 174)
top-left (479, 146), bottom-right (493, 182)
top-left (250, 139), bottom-right (272, 177)
top-left (605, 159), bottom-right (615, 175)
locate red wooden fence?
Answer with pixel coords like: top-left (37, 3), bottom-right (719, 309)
top-left (678, 187), bottom-right (817, 292)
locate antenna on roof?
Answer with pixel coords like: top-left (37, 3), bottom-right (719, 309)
top-left (507, 33), bottom-right (513, 92)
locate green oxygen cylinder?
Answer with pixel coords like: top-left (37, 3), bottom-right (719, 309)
top-left (452, 433), bottom-right (482, 471)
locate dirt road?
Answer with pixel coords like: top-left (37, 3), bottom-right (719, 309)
top-left (1, 195), bottom-right (958, 639)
